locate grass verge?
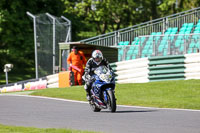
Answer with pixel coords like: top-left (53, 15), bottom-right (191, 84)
top-left (0, 124), bottom-right (98, 133)
top-left (30, 79), bottom-right (200, 110)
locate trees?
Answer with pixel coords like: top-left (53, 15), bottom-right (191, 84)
top-left (0, 0), bottom-right (65, 80)
top-left (64, 0), bottom-right (141, 35)
top-left (63, 0), bottom-right (200, 37)
top-left (159, 0), bottom-right (200, 16)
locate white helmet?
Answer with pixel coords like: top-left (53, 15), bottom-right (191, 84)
top-left (92, 50), bottom-right (103, 65)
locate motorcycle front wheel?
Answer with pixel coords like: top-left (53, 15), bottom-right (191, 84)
top-left (107, 90), bottom-right (116, 112)
top-left (89, 99), bottom-right (101, 112)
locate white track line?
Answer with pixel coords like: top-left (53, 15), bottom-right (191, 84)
top-left (1, 94), bottom-right (200, 112)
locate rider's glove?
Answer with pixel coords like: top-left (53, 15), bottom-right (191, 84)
top-left (89, 76), bottom-right (95, 83)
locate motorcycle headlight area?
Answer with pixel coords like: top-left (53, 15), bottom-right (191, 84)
top-left (100, 74), bottom-right (112, 82)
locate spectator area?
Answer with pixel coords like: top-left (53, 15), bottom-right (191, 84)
top-left (117, 20), bottom-right (200, 61)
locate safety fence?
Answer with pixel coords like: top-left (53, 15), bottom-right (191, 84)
top-left (0, 71), bottom-right (73, 93)
top-left (111, 53), bottom-right (200, 83)
top-left (27, 12), bottom-right (71, 78)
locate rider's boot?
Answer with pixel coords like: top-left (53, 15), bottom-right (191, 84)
top-left (84, 84), bottom-right (91, 101)
top-left (86, 92), bottom-right (91, 101)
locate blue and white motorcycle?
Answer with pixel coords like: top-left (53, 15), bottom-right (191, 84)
top-left (89, 66), bottom-right (116, 112)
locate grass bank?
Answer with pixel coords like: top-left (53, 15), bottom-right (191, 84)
top-left (30, 79), bottom-right (200, 110)
top-left (0, 124), bottom-right (98, 133)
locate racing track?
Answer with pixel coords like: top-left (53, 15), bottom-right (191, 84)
top-left (0, 95), bottom-right (200, 133)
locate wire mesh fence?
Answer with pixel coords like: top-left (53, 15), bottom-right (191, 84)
top-left (28, 12), bottom-right (71, 78)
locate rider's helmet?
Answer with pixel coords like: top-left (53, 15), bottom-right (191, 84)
top-left (92, 50), bottom-right (103, 65)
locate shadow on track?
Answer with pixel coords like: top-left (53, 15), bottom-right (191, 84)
top-left (101, 110), bottom-right (157, 113)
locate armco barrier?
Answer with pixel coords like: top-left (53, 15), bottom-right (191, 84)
top-left (0, 71), bottom-right (70, 93)
top-left (0, 78), bottom-right (47, 93)
top-left (148, 55), bottom-right (185, 82)
top-left (110, 58), bottom-right (149, 83)
top-left (24, 79), bottom-right (47, 91)
top-left (111, 53), bottom-right (200, 83)
top-left (46, 74), bottom-right (59, 88)
top-left (1, 84), bottom-right (22, 93)
top-left (184, 53), bottom-right (200, 80)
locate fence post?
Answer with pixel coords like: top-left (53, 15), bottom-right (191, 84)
top-left (153, 36), bottom-right (156, 56)
top-left (184, 39), bottom-right (187, 54)
top-left (139, 37), bottom-right (141, 58)
top-left (168, 39), bottom-right (171, 55)
top-left (61, 16), bottom-right (72, 42)
top-left (114, 31), bottom-right (117, 46)
top-left (118, 31), bottom-right (120, 44)
top-left (26, 12), bottom-right (38, 79)
top-left (46, 13), bottom-right (56, 74)
top-left (166, 17), bottom-right (168, 31)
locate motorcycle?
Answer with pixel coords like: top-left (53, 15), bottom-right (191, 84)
top-left (89, 66), bottom-right (116, 112)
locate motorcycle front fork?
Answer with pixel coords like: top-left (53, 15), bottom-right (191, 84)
top-left (103, 91), bottom-right (108, 104)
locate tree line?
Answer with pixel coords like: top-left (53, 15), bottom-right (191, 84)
top-left (0, 0), bottom-right (199, 83)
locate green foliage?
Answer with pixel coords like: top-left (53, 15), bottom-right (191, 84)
top-left (63, 0), bottom-right (142, 35)
top-left (159, 0), bottom-right (200, 16)
top-left (30, 80), bottom-right (200, 110)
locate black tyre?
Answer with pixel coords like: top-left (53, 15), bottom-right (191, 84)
top-left (89, 100), bottom-right (101, 112)
top-left (107, 90), bottom-right (116, 112)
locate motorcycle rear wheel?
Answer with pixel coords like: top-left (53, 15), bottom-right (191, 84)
top-left (107, 90), bottom-right (116, 112)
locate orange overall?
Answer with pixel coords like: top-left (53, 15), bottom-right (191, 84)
top-left (79, 50), bottom-right (87, 68)
top-left (67, 51), bottom-right (86, 85)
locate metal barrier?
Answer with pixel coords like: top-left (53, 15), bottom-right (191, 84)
top-left (148, 55), bottom-right (185, 82)
top-left (80, 7), bottom-right (200, 47)
top-left (111, 53), bottom-right (200, 83)
top-left (110, 58), bottom-right (149, 83)
top-left (0, 78), bottom-right (47, 93)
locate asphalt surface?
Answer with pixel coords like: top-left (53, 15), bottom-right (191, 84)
top-left (0, 95), bottom-right (200, 133)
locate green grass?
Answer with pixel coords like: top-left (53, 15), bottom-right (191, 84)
top-left (116, 80), bottom-right (200, 109)
top-left (31, 86), bottom-right (87, 101)
top-left (30, 79), bottom-right (200, 110)
top-left (0, 124), bottom-right (97, 133)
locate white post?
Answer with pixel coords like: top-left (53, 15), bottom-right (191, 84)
top-left (5, 71), bottom-right (8, 85)
top-left (26, 12), bottom-right (38, 79)
top-left (61, 16), bottom-right (72, 42)
top-left (4, 64), bottom-right (13, 85)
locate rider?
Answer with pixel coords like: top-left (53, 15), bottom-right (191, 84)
top-left (83, 50), bottom-right (113, 101)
